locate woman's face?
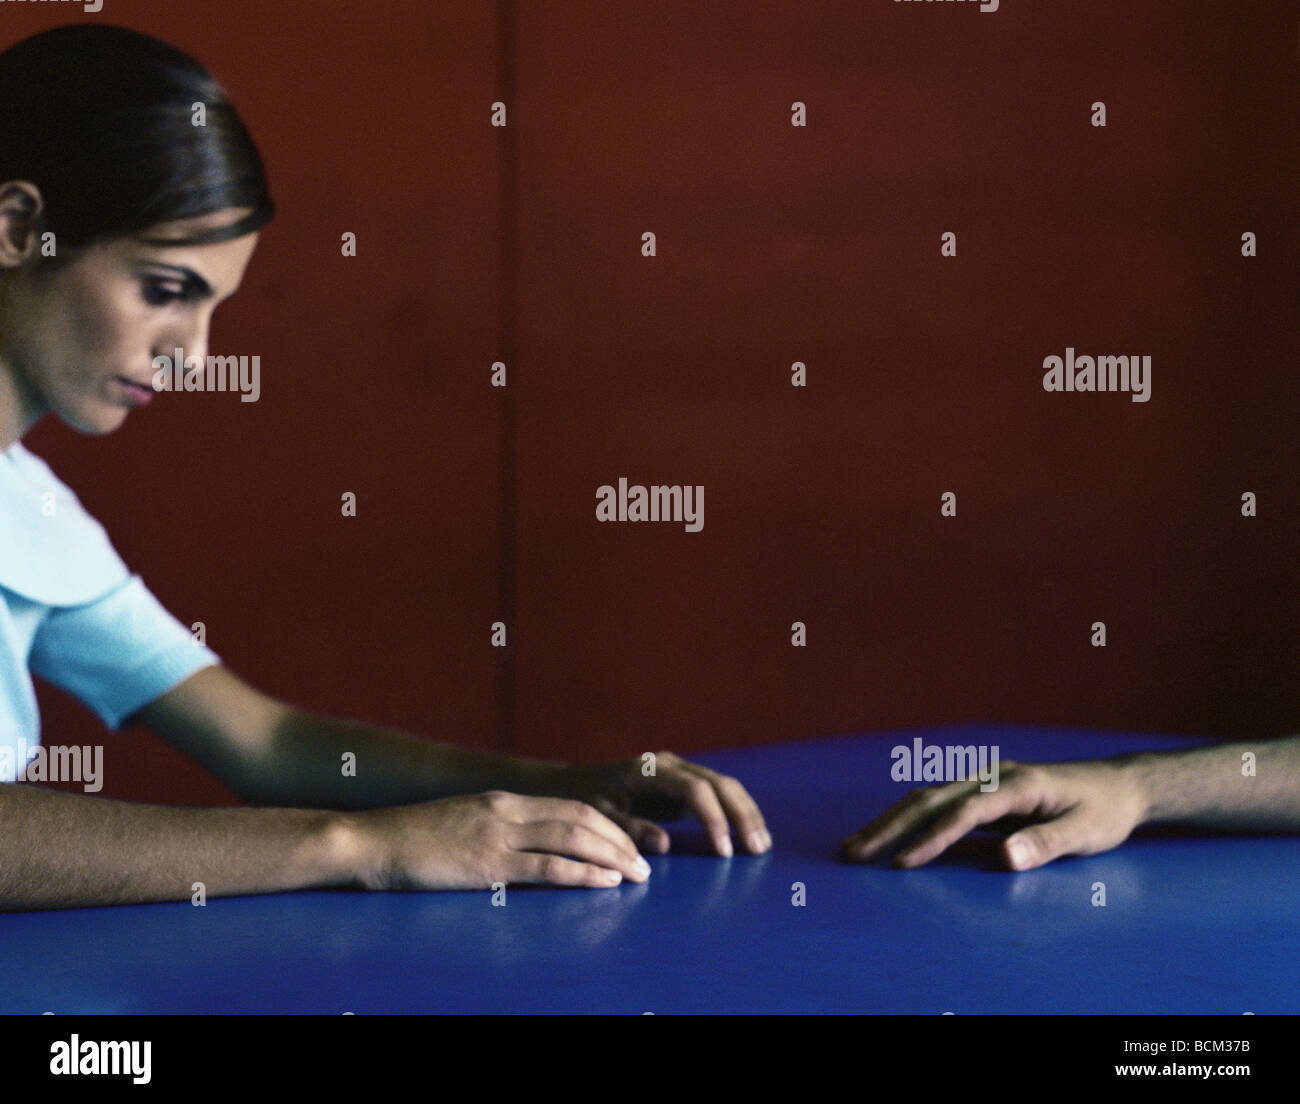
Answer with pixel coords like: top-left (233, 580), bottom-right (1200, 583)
top-left (0, 207), bottom-right (259, 437)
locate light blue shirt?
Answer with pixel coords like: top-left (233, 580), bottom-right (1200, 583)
top-left (0, 440), bottom-right (219, 778)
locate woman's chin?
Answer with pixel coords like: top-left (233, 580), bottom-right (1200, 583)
top-left (60, 406), bottom-right (130, 435)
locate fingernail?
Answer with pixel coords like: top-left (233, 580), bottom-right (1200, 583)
top-left (1006, 839), bottom-right (1028, 869)
top-left (717, 835), bottom-right (733, 857)
top-left (747, 830), bottom-right (764, 852)
top-left (633, 857), bottom-right (651, 877)
top-left (602, 868), bottom-right (622, 884)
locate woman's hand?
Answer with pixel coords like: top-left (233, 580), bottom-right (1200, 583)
top-left (555, 751), bottom-right (772, 857)
top-left (341, 791), bottom-right (652, 890)
top-left (841, 758), bottom-right (1149, 871)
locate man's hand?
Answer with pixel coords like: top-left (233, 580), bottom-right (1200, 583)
top-left (341, 791), bottom-right (652, 890)
top-left (555, 751), bottom-right (772, 858)
top-left (841, 759), bottom-right (1148, 871)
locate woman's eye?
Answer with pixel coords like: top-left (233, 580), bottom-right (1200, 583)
top-left (142, 282), bottom-right (186, 306)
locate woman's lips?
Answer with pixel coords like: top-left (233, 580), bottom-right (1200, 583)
top-left (117, 377), bottom-right (155, 406)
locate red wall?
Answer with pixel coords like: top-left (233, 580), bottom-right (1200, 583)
top-left (8, 1), bottom-right (1296, 805)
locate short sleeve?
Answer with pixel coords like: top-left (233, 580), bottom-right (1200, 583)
top-left (28, 574), bottom-right (222, 732)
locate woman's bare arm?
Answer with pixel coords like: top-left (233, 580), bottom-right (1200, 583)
top-left (0, 780), bottom-right (651, 912)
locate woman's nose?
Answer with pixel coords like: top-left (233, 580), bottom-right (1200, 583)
top-left (159, 316), bottom-right (212, 367)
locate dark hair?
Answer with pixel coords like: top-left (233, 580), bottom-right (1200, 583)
top-left (0, 24), bottom-right (273, 251)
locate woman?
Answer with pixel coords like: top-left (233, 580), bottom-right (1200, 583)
top-left (0, 25), bottom-right (769, 911)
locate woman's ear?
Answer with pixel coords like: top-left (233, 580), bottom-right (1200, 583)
top-left (0, 182), bottom-right (44, 267)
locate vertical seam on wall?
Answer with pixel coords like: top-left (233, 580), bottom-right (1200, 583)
top-left (496, 0), bottom-right (518, 753)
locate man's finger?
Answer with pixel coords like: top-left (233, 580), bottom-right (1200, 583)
top-left (891, 784), bottom-right (1036, 867)
top-left (1003, 808), bottom-right (1095, 870)
top-left (841, 780), bottom-right (978, 861)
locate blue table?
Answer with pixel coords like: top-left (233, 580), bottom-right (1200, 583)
top-left (2, 725), bottom-right (1294, 1014)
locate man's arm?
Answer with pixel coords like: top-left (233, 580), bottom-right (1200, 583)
top-left (842, 734), bottom-right (1300, 871)
top-left (1131, 735), bottom-right (1300, 830)
top-left (132, 666), bottom-right (772, 856)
